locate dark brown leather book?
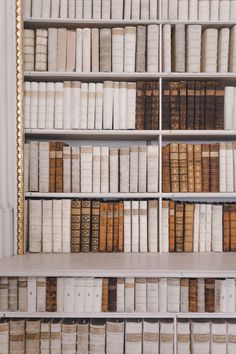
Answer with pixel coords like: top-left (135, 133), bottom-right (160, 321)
top-left (170, 81), bottom-right (180, 130)
top-left (118, 202), bottom-right (124, 252)
top-left (223, 204), bottom-right (230, 252)
top-left (162, 81), bottom-right (170, 130)
top-left (162, 144), bottom-right (171, 193)
top-left (189, 279), bottom-right (198, 312)
top-left (46, 278), bottom-right (57, 312)
top-left (214, 82), bottom-right (224, 130)
top-left (175, 202), bottom-right (184, 252)
top-left (179, 81), bottom-right (187, 129)
top-left (113, 203), bottom-right (119, 252)
top-left (152, 81), bottom-right (159, 129)
top-left (91, 201), bottom-right (100, 252)
top-left (186, 81), bottom-right (195, 130)
top-left (184, 203), bottom-right (194, 252)
top-left (55, 142), bottom-right (67, 193)
top-left (169, 200), bottom-right (175, 252)
top-left (106, 203), bottom-right (114, 252)
top-left (209, 143), bottom-right (219, 192)
top-left (205, 82), bottom-right (215, 130)
top-left (102, 278), bottom-right (109, 312)
top-left (187, 144), bottom-right (195, 193)
top-left (135, 81), bottom-right (145, 130)
top-left (205, 278), bottom-right (215, 312)
top-left (81, 201), bottom-right (91, 253)
top-left (99, 203), bottom-right (107, 252)
top-left (49, 141), bottom-right (56, 193)
top-left (199, 81), bottom-right (206, 129)
top-left (194, 81), bottom-right (201, 129)
top-left (144, 82), bottom-right (153, 130)
top-left (170, 143), bottom-right (179, 192)
top-left (179, 143), bottom-right (188, 192)
top-left (71, 200), bottom-right (81, 253)
top-left (193, 144), bottom-right (202, 192)
top-left (230, 205), bottom-right (236, 252)
top-left (108, 278), bottom-right (117, 312)
top-left (201, 144), bottom-right (210, 192)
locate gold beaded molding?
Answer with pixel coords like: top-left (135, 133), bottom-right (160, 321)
top-left (16, 0), bottom-right (24, 255)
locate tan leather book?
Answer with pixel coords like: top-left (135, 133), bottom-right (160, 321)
top-left (184, 203), bottom-right (194, 252)
top-left (152, 81), bottom-right (159, 130)
top-left (46, 278), bottom-right (57, 312)
top-left (49, 141), bottom-right (56, 192)
top-left (102, 278), bottom-right (109, 312)
top-left (204, 278), bottom-right (215, 312)
top-left (108, 278), bottom-right (117, 312)
top-left (223, 204), bottom-right (230, 252)
top-left (118, 202), bottom-right (124, 252)
top-left (175, 203), bottom-right (184, 252)
top-left (106, 203), bottom-right (114, 252)
top-left (230, 204), bottom-right (236, 252)
top-left (201, 144), bottom-right (210, 192)
top-left (81, 201), bottom-right (91, 253)
top-left (55, 142), bottom-right (67, 193)
top-left (193, 144), bottom-right (202, 192)
top-left (113, 203), bottom-right (119, 252)
top-left (71, 199), bottom-right (81, 253)
top-left (209, 143), bottom-right (219, 192)
top-left (170, 143), bottom-right (179, 192)
top-left (99, 203), bottom-right (108, 252)
top-left (189, 279), bottom-right (198, 312)
top-left (162, 144), bottom-right (171, 193)
top-left (91, 201), bottom-right (100, 253)
top-left (169, 200), bottom-right (175, 252)
top-left (179, 143), bottom-right (188, 192)
top-left (187, 144), bottom-right (195, 192)
top-left (179, 81), bottom-right (187, 129)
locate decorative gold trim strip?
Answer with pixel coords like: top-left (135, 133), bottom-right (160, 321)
top-left (16, 0), bottom-right (24, 255)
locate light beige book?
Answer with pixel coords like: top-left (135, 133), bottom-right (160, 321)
top-left (95, 83), bottom-right (103, 129)
top-left (139, 201), bottom-right (148, 252)
top-left (60, 0), bottom-right (68, 18)
top-left (125, 277), bottom-right (135, 312)
top-left (24, 82), bottom-right (31, 128)
top-left (80, 82), bottom-right (88, 129)
top-left (92, 28), bottom-right (99, 72)
top-left (189, 0), bottom-right (198, 20)
top-left (150, 0), bottom-right (158, 20)
top-left (71, 146), bottom-right (80, 192)
top-left (54, 82), bottom-right (64, 129)
top-left (135, 278), bottom-right (147, 312)
top-left (50, 319), bottom-right (62, 353)
top-left (30, 82), bottom-right (39, 129)
top-left (210, 0), bottom-right (219, 20)
top-left (148, 200), bottom-right (158, 252)
top-left (68, 0), bottom-right (76, 18)
top-left (168, 0), bottom-right (178, 19)
top-left (48, 28), bottom-right (58, 71)
top-left (147, 278), bottom-right (158, 312)
top-left (29, 199), bottom-right (42, 253)
top-left (159, 320), bottom-right (174, 354)
top-left (93, 0), bottom-right (102, 19)
top-left (141, 0), bottom-right (149, 20)
top-left (71, 81), bottom-right (81, 129)
top-left (143, 320), bottom-right (159, 354)
top-left (83, 0), bottom-right (92, 19)
top-left (120, 147), bottom-right (130, 192)
top-left (136, 26), bottom-right (146, 72)
top-left (82, 28), bottom-right (91, 72)
top-left (77, 321), bottom-right (89, 354)
top-left (45, 82), bottom-right (55, 129)
top-left (109, 148), bottom-right (119, 193)
top-left (230, 1), bottom-right (236, 20)
top-left (167, 278), bottom-right (180, 313)
top-left (130, 146), bottom-right (139, 192)
top-left (24, 143), bottom-right (30, 192)
top-left (116, 278), bottom-right (125, 312)
top-left (125, 320), bottom-right (142, 354)
top-left (186, 25), bottom-right (202, 72)
top-left (93, 147), bottom-right (101, 193)
top-left (32, 0), bottom-right (42, 17)
top-left (41, 0), bottom-right (51, 17)
top-left (198, 0), bottom-right (210, 20)
top-left (106, 320), bottom-right (124, 354)
top-left (124, 27), bottom-right (136, 72)
top-left (39, 141), bottom-right (49, 192)
top-left (38, 82), bottom-right (47, 128)
top-left (51, 0), bottom-right (60, 18)
top-left (40, 320), bottom-right (50, 354)
top-left (229, 26), bottom-right (236, 72)
top-left (111, 0), bottom-right (123, 19)
top-left (138, 146), bottom-right (147, 192)
top-left (75, 0), bottom-right (83, 19)
top-left (24, 29), bottom-right (35, 71)
top-left (80, 146), bottom-right (93, 192)
top-left (119, 82), bottom-right (127, 129)
top-left (147, 145), bottom-right (158, 192)
top-left (8, 277), bottom-right (18, 311)
top-left (131, 201), bottom-right (139, 252)
top-left (63, 81), bottom-right (72, 129)
top-left (201, 28), bottom-right (218, 72)
top-left (42, 200), bottom-right (53, 253)
top-left (124, 0), bottom-right (132, 19)
top-left (62, 320), bottom-right (77, 353)
top-left (178, 0), bottom-right (189, 20)
top-left (173, 24), bottom-right (185, 72)
top-left (27, 277), bottom-right (37, 312)
top-left (66, 30), bottom-right (76, 72)
top-left (100, 146), bottom-right (109, 193)
top-left (0, 319), bottom-right (9, 354)
top-left (112, 28), bottom-right (124, 72)
top-left (177, 320), bottom-right (190, 354)
top-left (103, 81), bottom-right (113, 129)
top-left (124, 201), bottom-right (131, 252)
top-left (218, 28), bottom-right (230, 73)
top-left (63, 146), bottom-right (71, 193)
top-left (29, 141), bottom-right (39, 192)
top-left (162, 24), bottom-right (171, 72)
top-left (100, 28), bottom-right (112, 72)
top-left (0, 278), bottom-right (8, 311)
top-left (35, 29), bottom-right (48, 71)
top-left (87, 83), bottom-right (96, 129)
top-left (36, 277), bottom-right (46, 312)
top-left (10, 320), bottom-right (25, 354)
top-left (57, 28), bottom-right (67, 71)
top-left (18, 277), bottom-right (28, 312)
top-left (76, 29), bottom-right (83, 72)
top-left (62, 199), bottom-right (71, 254)
top-left (24, 0), bottom-right (31, 18)
top-left (147, 25), bottom-right (159, 72)
top-left (219, 0), bottom-right (230, 20)
top-left (102, 0), bottom-right (111, 19)
top-left (53, 199), bottom-right (62, 252)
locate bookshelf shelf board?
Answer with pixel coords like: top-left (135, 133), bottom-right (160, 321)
top-left (24, 18), bottom-right (236, 29)
top-left (25, 129), bottom-right (159, 140)
top-left (1, 311), bottom-right (236, 319)
top-left (25, 192), bottom-right (160, 198)
top-left (24, 71), bottom-right (236, 81)
top-left (1, 253), bottom-right (236, 277)
top-left (162, 193), bottom-right (236, 200)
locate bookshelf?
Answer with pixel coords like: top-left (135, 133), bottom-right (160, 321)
top-left (6, 0), bottom-right (236, 352)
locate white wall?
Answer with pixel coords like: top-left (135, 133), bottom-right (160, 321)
top-left (0, 0), bottom-right (17, 257)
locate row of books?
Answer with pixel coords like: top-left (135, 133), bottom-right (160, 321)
top-left (162, 0), bottom-right (236, 21)
top-left (163, 24), bottom-right (236, 73)
top-left (24, 80), bottom-right (160, 131)
top-left (26, 199), bottom-right (159, 254)
top-left (163, 142), bottom-right (236, 193)
top-left (24, 0), bottom-right (159, 20)
top-left (1, 276), bottom-right (236, 313)
top-left (0, 318), bottom-right (175, 354)
top-left (25, 80), bottom-right (235, 131)
top-left (162, 201), bottom-right (236, 253)
top-left (24, 81), bottom-right (140, 130)
top-left (25, 142), bottom-right (159, 193)
top-left (162, 81), bottom-right (225, 130)
top-left (24, 26), bottom-right (159, 73)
